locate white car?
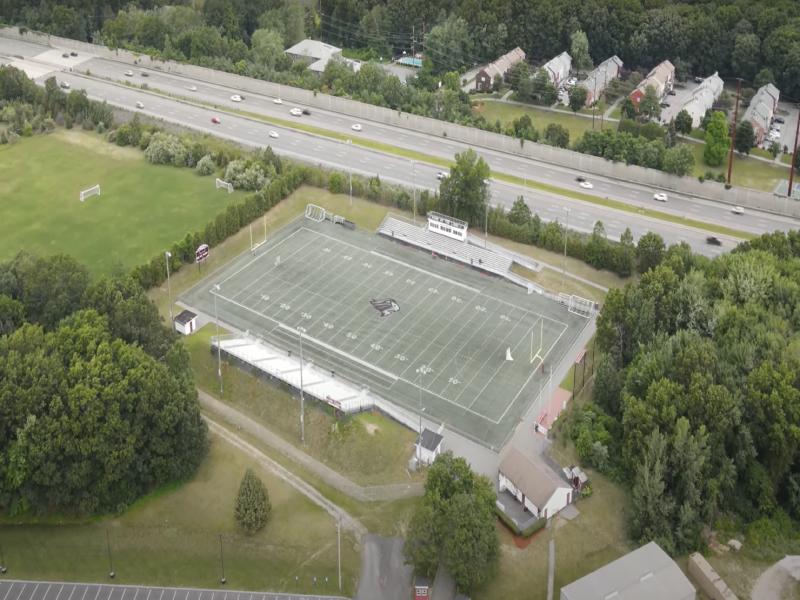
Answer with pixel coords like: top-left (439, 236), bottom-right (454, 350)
top-left (654, 192), bottom-right (669, 202)
top-left (135, 101), bottom-right (144, 109)
top-left (567, 77), bottom-right (577, 86)
top-left (59, 81), bottom-right (70, 89)
top-left (230, 94), bottom-right (243, 102)
top-left (732, 205), bottom-right (745, 215)
top-left (351, 123), bottom-right (362, 131)
top-left (124, 70), bottom-right (133, 77)
top-left (289, 108), bottom-right (303, 116)
top-left (273, 98), bottom-right (283, 104)
top-left (268, 131), bottom-right (279, 139)
top-left (436, 171), bottom-right (448, 180)
top-left (579, 181), bottom-right (594, 189)
top-left (187, 85), bottom-right (197, 91)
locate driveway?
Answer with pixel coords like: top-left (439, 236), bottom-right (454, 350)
top-left (355, 535), bottom-right (413, 600)
top-left (751, 555), bottom-right (800, 599)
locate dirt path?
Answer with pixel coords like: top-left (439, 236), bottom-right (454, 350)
top-left (205, 416), bottom-right (367, 539)
top-left (198, 389), bottom-right (424, 502)
top-left (751, 556), bottom-right (800, 600)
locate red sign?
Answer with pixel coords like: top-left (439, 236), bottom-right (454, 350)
top-left (195, 244), bottom-right (209, 263)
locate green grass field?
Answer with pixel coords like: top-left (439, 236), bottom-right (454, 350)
top-left (688, 143), bottom-right (788, 191)
top-left (473, 99), bottom-right (598, 142)
top-left (0, 432), bottom-right (359, 594)
top-left (0, 130), bottom-right (242, 275)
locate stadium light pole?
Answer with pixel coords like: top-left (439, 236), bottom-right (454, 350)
top-left (213, 284), bottom-right (223, 396)
top-left (412, 160), bottom-right (417, 224)
top-left (337, 517), bottom-right (342, 591)
top-left (165, 251), bottom-right (173, 324)
top-left (561, 207), bottom-right (571, 286)
top-left (1, 544), bottom-right (7, 574)
top-left (346, 139), bottom-right (353, 207)
top-left (218, 534), bottom-right (226, 584)
top-left (105, 528), bottom-right (115, 579)
top-left (483, 179), bottom-right (491, 249)
top-left (298, 326), bottom-right (306, 444)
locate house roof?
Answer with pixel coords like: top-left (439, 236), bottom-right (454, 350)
top-left (560, 541), bottom-right (696, 600)
top-left (744, 83), bottom-right (781, 131)
top-left (636, 60), bottom-right (674, 95)
top-left (414, 576), bottom-right (431, 588)
top-left (174, 309), bottom-right (197, 325)
top-left (543, 51), bottom-right (572, 82)
top-left (481, 47), bottom-right (526, 80)
top-left (580, 55), bottom-right (623, 94)
top-left (498, 447), bottom-right (567, 507)
top-left (417, 428), bottom-right (443, 452)
top-left (284, 39), bottom-right (341, 61)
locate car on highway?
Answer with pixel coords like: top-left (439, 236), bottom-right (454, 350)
top-left (62, 52), bottom-right (70, 58)
top-left (436, 171), bottom-right (448, 180)
top-left (135, 101), bottom-right (144, 109)
top-left (269, 130), bottom-right (279, 139)
top-left (351, 123), bottom-right (362, 131)
top-left (124, 70), bottom-right (133, 76)
top-left (774, 117), bottom-right (785, 124)
top-left (290, 108), bottom-right (303, 116)
top-left (706, 236), bottom-right (722, 246)
top-left (302, 108), bottom-right (311, 115)
top-left (231, 94), bottom-right (243, 102)
top-left (579, 180), bottom-right (594, 189)
top-left (654, 192), bottom-right (669, 202)
top-left (59, 81), bottom-right (70, 89)
top-left (660, 102), bottom-right (670, 108)
top-left (70, 51), bottom-right (78, 57)
top-left (273, 98), bottom-right (283, 104)
top-left (667, 90), bottom-right (676, 96)
top-left (575, 175), bottom-right (587, 182)
top-left (187, 85), bottom-right (197, 91)
top-left (732, 205), bottom-right (745, 215)
top-left (211, 116), bottom-right (221, 124)
top-left (140, 72), bottom-right (149, 77)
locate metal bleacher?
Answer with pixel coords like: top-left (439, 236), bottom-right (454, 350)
top-left (379, 215), bottom-right (513, 277)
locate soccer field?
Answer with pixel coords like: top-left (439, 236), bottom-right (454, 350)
top-left (182, 217), bottom-right (589, 448)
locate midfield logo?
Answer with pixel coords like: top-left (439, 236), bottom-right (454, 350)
top-left (369, 298), bottom-right (400, 317)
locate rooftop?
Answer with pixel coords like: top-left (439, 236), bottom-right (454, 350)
top-left (174, 309), bottom-right (196, 325)
top-left (481, 47), bottom-right (526, 80)
top-left (284, 38), bottom-right (341, 61)
top-left (417, 428), bottom-right (444, 452)
top-left (498, 446), bottom-right (566, 507)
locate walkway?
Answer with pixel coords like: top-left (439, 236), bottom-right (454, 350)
top-left (198, 390), bottom-right (424, 503)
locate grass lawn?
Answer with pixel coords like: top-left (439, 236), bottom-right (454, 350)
top-left (688, 143), bottom-right (787, 192)
top-left (0, 129), bottom-right (242, 276)
top-left (0, 432), bottom-right (360, 595)
top-left (781, 154), bottom-right (794, 165)
top-left (472, 99), bottom-right (598, 142)
top-left (186, 323), bottom-right (421, 487)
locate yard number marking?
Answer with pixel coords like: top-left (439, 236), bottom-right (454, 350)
top-left (394, 353), bottom-right (407, 362)
top-left (346, 332), bottom-right (358, 340)
top-left (301, 312), bottom-right (312, 320)
top-left (383, 270), bottom-right (394, 277)
top-left (323, 321), bottom-right (334, 330)
top-left (450, 295), bottom-right (463, 304)
top-left (280, 302), bottom-right (291, 311)
top-left (370, 343), bottom-right (383, 351)
top-left (428, 287), bottom-right (439, 294)
top-left (474, 305), bottom-right (487, 312)
top-left (260, 294), bottom-right (270, 302)
top-left (405, 279), bottom-right (416, 285)
top-left (499, 314), bottom-right (511, 322)
top-left (342, 255), bottom-right (353, 261)
top-left (362, 262), bottom-right (372, 269)
top-left (448, 377), bottom-right (460, 385)
top-left (323, 247), bottom-right (331, 253)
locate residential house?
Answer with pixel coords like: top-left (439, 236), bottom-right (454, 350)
top-left (580, 55), bottom-right (623, 106)
top-left (284, 39), bottom-right (360, 74)
top-left (679, 71), bottom-right (724, 128)
top-left (498, 447), bottom-right (572, 520)
top-left (173, 309), bottom-right (197, 335)
top-left (542, 51), bottom-right (572, 88)
top-left (560, 541), bottom-right (696, 600)
top-left (475, 47), bottom-right (526, 91)
top-left (630, 60), bottom-right (675, 106)
top-left (744, 83), bottom-right (780, 144)
top-left (415, 428), bottom-right (444, 466)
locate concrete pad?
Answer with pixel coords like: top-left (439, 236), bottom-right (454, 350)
top-left (8, 58), bottom-right (55, 79)
top-left (560, 503), bottom-right (579, 521)
top-left (34, 48), bottom-right (93, 68)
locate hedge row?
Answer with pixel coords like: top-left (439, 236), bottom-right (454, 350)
top-left (494, 503), bottom-right (547, 538)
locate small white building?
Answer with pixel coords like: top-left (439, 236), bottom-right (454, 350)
top-left (173, 309), bottom-right (198, 335)
top-left (498, 447), bottom-right (573, 520)
top-left (284, 39), bottom-right (360, 73)
top-left (542, 51), bottom-right (572, 88)
top-left (416, 428), bottom-right (444, 466)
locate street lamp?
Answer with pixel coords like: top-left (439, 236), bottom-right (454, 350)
top-left (412, 159), bottom-right (416, 224)
top-left (0, 544), bottom-right (6, 574)
top-left (561, 207), bottom-right (571, 285)
top-left (298, 326), bottom-right (306, 444)
top-left (105, 528), bottom-right (115, 579)
top-left (415, 365), bottom-right (430, 463)
top-left (165, 251), bottom-right (173, 323)
top-left (483, 178), bottom-right (491, 249)
top-left (346, 139), bottom-right (352, 207)
top-left (218, 534), bottom-right (226, 584)
top-left (213, 284), bottom-right (223, 396)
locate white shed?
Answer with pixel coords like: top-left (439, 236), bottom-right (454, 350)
top-left (498, 447), bottom-right (572, 520)
top-left (174, 309), bottom-right (198, 335)
top-left (416, 428), bottom-right (444, 466)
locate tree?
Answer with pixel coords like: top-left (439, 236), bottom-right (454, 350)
top-left (14, 254), bottom-right (90, 329)
top-left (637, 232), bottom-right (665, 273)
top-left (754, 68), bottom-right (776, 89)
top-left (424, 16), bottom-right (473, 74)
top-left (769, 141), bottom-right (781, 159)
top-left (530, 68), bottom-right (557, 105)
top-left (629, 429), bottom-right (675, 553)
top-left (616, 227), bottom-right (636, 278)
top-left (585, 221), bottom-right (609, 269)
top-left (732, 34), bottom-right (761, 83)
top-left (662, 144), bottom-right (695, 176)
top-left (508, 196), bottom-right (531, 226)
top-left (544, 123), bottom-right (569, 148)
top-left (638, 85), bottom-right (662, 121)
top-left (438, 149), bottom-right (490, 226)
top-left (250, 28), bottom-right (284, 70)
top-left (0, 294), bottom-right (24, 335)
top-left (568, 86), bottom-right (588, 112)
top-left (234, 468), bottom-right (271, 534)
top-left (674, 110), bottom-right (693, 135)
top-left (735, 120), bottom-right (755, 155)
top-left (704, 111), bottom-right (730, 167)
top-left (570, 29), bottom-right (592, 75)
top-left (405, 452), bottom-right (498, 594)
top-left (620, 96), bottom-right (637, 120)
top-left (284, 1), bottom-right (305, 47)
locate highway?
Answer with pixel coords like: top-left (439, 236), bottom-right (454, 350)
top-left (2, 35), bottom-right (797, 257)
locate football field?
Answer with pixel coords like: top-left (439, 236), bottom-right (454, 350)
top-left (182, 217), bottom-right (589, 449)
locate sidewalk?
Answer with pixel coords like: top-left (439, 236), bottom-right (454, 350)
top-left (198, 389), bottom-right (424, 502)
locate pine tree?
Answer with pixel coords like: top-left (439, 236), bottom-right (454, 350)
top-left (235, 468), bottom-right (271, 535)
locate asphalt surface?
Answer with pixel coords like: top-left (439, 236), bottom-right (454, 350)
top-left (354, 536), bottom-right (411, 600)
top-left (0, 581), bottom-right (347, 600)
top-left (2, 36), bottom-right (798, 258)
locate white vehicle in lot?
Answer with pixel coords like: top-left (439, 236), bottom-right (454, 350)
top-left (436, 171), bottom-right (448, 180)
top-left (59, 81), bottom-right (70, 89)
top-left (579, 180), bottom-right (594, 189)
top-left (351, 123), bottom-right (362, 131)
top-left (135, 101), bottom-right (144, 109)
top-left (187, 85), bottom-right (198, 91)
top-left (732, 205), bottom-right (745, 215)
top-left (269, 131), bottom-right (279, 139)
top-left (124, 70), bottom-right (133, 76)
top-left (230, 94), bottom-right (243, 102)
top-left (289, 107), bottom-right (303, 116)
top-left (654, 192), bottom-right (669, 202)
top-left (273, 98), bottom-right (283, 104)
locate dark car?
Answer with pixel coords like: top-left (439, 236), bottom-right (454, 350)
top-left (140, 72), bottom-right (149, 77)
top-left (667, 90), bottom-right (676, 96)
top-left (706, 236), bottom-right (722, 246)
top-left (302, 108), bottom-right (311, 115)
top-left (774, 117), bottom-right (786, 124)
top-left (575, 175), bottom-right (586, 182)
top-left (70, 51), bottom-right (78, 57)
top-left (62, 53), bottom-right (70, 58)
top-left (660, 102), bottom-right (670, 108)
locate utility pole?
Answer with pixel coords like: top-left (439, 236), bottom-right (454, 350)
top-left (106, 528), bottom-right (115, 579)
top-left (337, 518), bottom-right (342, 592)
top-left (788, 103), bottom-right (800, 198)
top-left (561, 207), bottom-right (571, 286)
top-left (412, 160), bottom-right (416, 224)
top-left (726, 78), bottom-right (742, 186)
top-left (164, 251), bottom-right (173, 323)
top-left (0, 544), bottom-right (6, 574)
top-left (213, 284), bottom-right (223, 396)
top-left (298, 326), bottom-right (306, 444)
top-left (218, 534), bottom-right (226, 584)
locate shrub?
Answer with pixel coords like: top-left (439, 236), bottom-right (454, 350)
top-left (144, 132), bottom-right (187, 166)
top-left (196, 154), bottom-right (216, 176)
top-left (234, 468), bottom-right (271, 535)
top-left (225, 159), bottom-right (266, 190)
top-left (329, 171), bottom-right (346, 194)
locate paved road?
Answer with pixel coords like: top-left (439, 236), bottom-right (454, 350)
top-left (0, 581), bottom-right (347, 600)
top-left (2, 36), bottom-right (797, 258)
top-left (750, 555), bottom-right (800, 600)
top-left (354, 537), bottom-right (411, 600)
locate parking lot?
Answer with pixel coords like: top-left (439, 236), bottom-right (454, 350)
top-left (659, 80), bottom-right (700, 124)
top-left (763, 101), bottom-right (799, 153)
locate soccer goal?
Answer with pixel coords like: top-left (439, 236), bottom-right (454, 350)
top-left (215, 178), bottom-right (233, 193)
top-left (529, 317), bottom-right (545, 367)
top-left (568, 295), bottom-right (595, 318)
top-left (79, 184), bottom-right (100, 202)
top-left (305, 203), bottom-right (327, 222)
